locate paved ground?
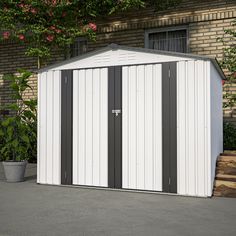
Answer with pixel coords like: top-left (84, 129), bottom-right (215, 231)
top-left (0, 163), bottom-right (236, 236)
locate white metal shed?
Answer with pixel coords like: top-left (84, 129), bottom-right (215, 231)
top-left (37, 44), bottom-right (224, 197)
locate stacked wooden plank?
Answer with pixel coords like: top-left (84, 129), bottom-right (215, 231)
top-left (213, 153), bottom-right (236, 197)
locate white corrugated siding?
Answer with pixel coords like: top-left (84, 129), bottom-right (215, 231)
top-left (73, 68), bottom-right (108, 187)
top-left (122, 64), bottom-right (162, 191)
top-left (210, 64), bottom-right (223, 191)
top-left (177, 60), bottom-right (211, 197)
top-left (37, 71), bottom-right (61, 185)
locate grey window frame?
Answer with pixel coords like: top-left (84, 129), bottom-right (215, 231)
top-left (144, 26), bottom-right (189, 53)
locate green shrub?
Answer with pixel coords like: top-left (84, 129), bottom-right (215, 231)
top-left (224, 122), bottom-right (236, 150)
top-left (0, 69), bottom-right (37, 162)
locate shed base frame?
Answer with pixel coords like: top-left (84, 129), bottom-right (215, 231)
top-left (36, 183), bottom-right (211, 198)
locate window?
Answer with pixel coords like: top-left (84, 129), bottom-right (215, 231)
top-left (70, 38), bottom-right (87, 58)
top-left (145, 28), bottom-right (188, 53)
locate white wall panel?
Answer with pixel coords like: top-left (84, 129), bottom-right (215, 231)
top-left (196, 61), bottom-right (207, 196)
top-left (122, 67), bottom-right (129, 188)
top-left (85, 69), bottom-right (93, 185)
top-left (46, 71), bottom-right (53, 184)
top-left (177, 61), bottom-right (186, 194)
top-left (206, 62), bottom-right (212, 197)
top-left (37, 73), bottom-right (42, 184)
top-left (136, 66), bottom-right (145, 190)
top-left (177, 60), bottom-right (211, 197)
top-left (38, 71), bottom-right (61, 185)
top-left (37, 74), bottom-right (40, 183)
top-left (122, 64), bottom-right (162, 191)
top-left (144, 65), bottom-right (154, 190)
top-left (128, 66), bottom-right (137, 188)
top-left (210, 63), bottom-right (223, 191)
top-left (92, 69), bottom-right (101, 186)
top-left (153, 65), bottom-right (163, 190)
top-left (100, 69), bottom-right (108, 185)
top-left (52, 71), bottom-right (61, 185)
top-left (73, 68), bottom-right (108, 187)
top-left (38, 72), bottom-right (47, 184)
top-left (74, 70), bottom-right (85, 185)
top-left (187, 61), bottom-right (196, 196)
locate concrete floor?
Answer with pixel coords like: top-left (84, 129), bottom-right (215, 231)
top-left (0, 163), bottom-right (236, 236)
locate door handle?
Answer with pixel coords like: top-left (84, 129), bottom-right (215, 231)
top-left (112, 109), bottom-right (121, 116)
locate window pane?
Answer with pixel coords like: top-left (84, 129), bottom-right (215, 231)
top-left (149, 32), bottom-right (167, 51)
top-left (168, 30), bottom-right (187, 53)
top-left (70, 38), bottom-right (87, 57)
top-left (148, 29), bottom-right (187, 53)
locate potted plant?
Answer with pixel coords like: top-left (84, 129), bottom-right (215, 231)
top-left (0, 69), bottom-right (37, 182)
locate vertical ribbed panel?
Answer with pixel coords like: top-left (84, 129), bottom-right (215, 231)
top-left (38, 72), bottom-right (47, 184)
top-left (73, 68), bottom-right (108, 187)
top-left (37, 73), bottom-right (41, 184)
top-left (46, 71), bottom-right (53, 184)
top-left (53, 71), bottom-right (61, 185)
top-left (177, 60), bottom-right (211, 197)
top-left (122, 64), bottom-right (162, 191)
top-left (210, 64), bottom-right (223, 192)
top-left (38, 71), bottom-right (61, 185)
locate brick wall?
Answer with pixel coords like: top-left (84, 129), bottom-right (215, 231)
top-left (189, 19), bottom-right (235, 59)
top-left (0, 0), bottom-right (235, 121)
top-left (188, 18), bottom-right (236, 123)
top-left (0, 41), bottom-right (63, 108)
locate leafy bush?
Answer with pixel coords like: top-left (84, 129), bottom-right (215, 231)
top-left (218, 19), bottom-right (236, 108)
top-left (0, 0), bottom-right (143, 68)
top-left (0, 70), bottom-right (37, 162)
top-left (224, 122), bottom-right (236, 150)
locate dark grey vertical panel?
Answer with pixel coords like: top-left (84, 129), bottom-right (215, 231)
top-left (108, 66), bottom-right (122, 189)
top-left (162, 63), bottom-right (171, 192)
top-left (108, 67), bottom-right (115, 188)
top-left (169, 62), bottom-right (177, 193)
top-left (162, 62), bottom-right (177, 193)
top-left (114, 67), bottom-right (122, 189)
top-left (61, 70), bottom-right (73, 185)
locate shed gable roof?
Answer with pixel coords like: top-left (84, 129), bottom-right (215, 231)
top-left (39, 44), bottom-right (225, 79)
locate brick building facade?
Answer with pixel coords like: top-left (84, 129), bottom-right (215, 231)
top-left (0, 0), bottom-right (236, 121)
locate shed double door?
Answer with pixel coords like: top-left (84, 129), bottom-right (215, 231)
top-left (61, 63), bottom-right (177, 193)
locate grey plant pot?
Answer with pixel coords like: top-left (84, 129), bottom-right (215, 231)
top-left (2, 161), bottom-right (27, 182)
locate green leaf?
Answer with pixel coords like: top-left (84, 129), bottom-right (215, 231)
top-left (12, 139), bottom-right (19, 148)
top-left (7, 126), bottom-right (14, 138)
top-left (7, 103), bottom-right (19, 111)
top-left (2, 74), bottom-right (14, 82)
top-left (2, 118), bottom-right (11, 127)
top-left (21, 135), bottom-right (30, 144)
top-left (224, 122), bottom-right (236, 150)
top-left (10, 83), bottom-right (19, 92)
top-left (0, 129), bottom-right (4, 137)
